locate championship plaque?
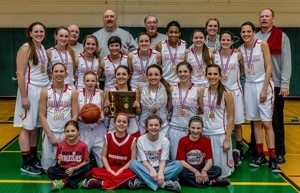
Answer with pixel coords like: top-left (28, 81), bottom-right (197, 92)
top-left (108, 91), bottom-right (136, 117)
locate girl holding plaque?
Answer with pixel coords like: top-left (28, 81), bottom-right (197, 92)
top-left (47, 26), bottom-right (78, 89)
top-left (168, 61), bottom-right (201, 160)
top-left (156, 21), bottom-right (186, 85)
top-left (239, 22), bottom-right (280, 173)
top-left (99, 36), bottom-right (128, 91)
top-left (199, 64), bottom-right (235, 178)
top-left (139, 64), bottom-right (171, 136)
top-left (39, 63), bottom-right (78, 172)
top-left (76, 35), bottom-right (101, 89)
top-left (14, 22), bottom-right (49, 175)
top-left (104, 65), bottom-right (141, 138)
top-left (186, 29), bottom-right (211, 87)
top-left (78, 71), bottom-right (106, 167)
top-left (128, 32), bottom-right (162, 88)
top-left (213, 31), bottom-right (245, 159)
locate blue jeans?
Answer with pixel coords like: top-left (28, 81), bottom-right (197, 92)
top-left (130, 160), bottom-right (183, 191)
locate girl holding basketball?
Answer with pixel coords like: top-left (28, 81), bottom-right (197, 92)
top-left (46, 26), bottom-right (79, 88)
top-left (104, 65), bottom-right (141, 138)
top-left (14, 22), bottom-right (49, 175)
top-left (76, 35), bottom-right (102, 89)
top-left (99, 36), bottom-right (128, 91)
top-left (48, 120), bottom-right (92, 191)
top-left (78, 71), bottom-right (106, 167)
top-left (79, 113), bottom-right (137, 189)
top-left (128, 32), bottom-right (162, 88)
top-left (139, 64), bottom-right (171, 136)
top-left (39, 62), bottom-right (78, 171)
top-left (156, 21), bottom-right (186, 85)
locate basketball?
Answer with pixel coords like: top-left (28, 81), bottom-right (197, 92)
top-left (80, 103), bottom-right (101, 123)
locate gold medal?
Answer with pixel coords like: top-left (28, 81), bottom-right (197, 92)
top-left (179, 108), bottom-right (186, 117)
top-left (247, 68), bottom-right (252, 74)
top-left (142, 74), bottom-right (147, 82)
top-left (209, 112), bottom-right (215, 119)
top-left (222, 74), bottom-right (228, 81)
top-left (171, 63), bottom-right (177, 71)
top-left (198, 70), bottom-right (203, 77)
top-left (152, 108), bottom-right (157, 114)
top-left (41, 65), bottom-right (46, 73)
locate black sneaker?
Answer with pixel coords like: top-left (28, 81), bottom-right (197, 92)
top-left (32, 156), bottom-right (42, 169)
top-left (249, 153), bottom-right (267, 167)
top-left (128, 179), bottom-right (146, 189)
top-left (233, 149), bottom-right (241, 166)
top-left (244, 148), bottom-right (257, 158)
top-left (269, 157), bottom-right (281, 173)
top-left (210, 178), bottom-right (231, 187)
top-left (277, 154), bottom-right (286, 164)
top-left (20, 164), bottom-right (42, 175)
top-left (162, 180), bottom-right (181, 192)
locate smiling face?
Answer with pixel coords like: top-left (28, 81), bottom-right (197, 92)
top-left (167, 26), bottom-right (181, 43)
top-left (189, 121), bottom-right (202, 140)
top-left (29, 24), bottom-right (45, 45)
top-left (146, 118), bottom-right (161, 136)
top-left (138, 34), bottom-right (151, 52)
top-left (52, 63), bottom-right (67, 83)
top-left (84, 73), bottom-right (97, 91)
top-left (147, 67), bottom-right (162, 86)
top-left (114, 114), bottom-right (129, 133)
top-left (220, 33), bottom-right (233, 50)
top-left (65, 124), bottom-right (79, 142)
top-left (240, 24), bottom-right (255, 43)
top-left (108, 43), bottom-right (121, 55)
top-left (206, 20), bottom-right (219, 36)
top-left (206, 66), bottom-right (221, 86)
top-left (192, 31), bottom-right (205, 48)
top-left (177, 64), bottom-right (192, 84)
top-left (55, 28), bottom-right (69, 48)
top-left (115, 67), bottom-right (130, 86)
top-left (84, 37), bottom-right (98, 54)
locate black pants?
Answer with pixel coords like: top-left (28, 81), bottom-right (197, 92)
top-left (179, 166), bottom-right (222, 188)
top-left (272, 87), bottom-right (285, 155)
top-left (47, 163), bottom-right (93, 188)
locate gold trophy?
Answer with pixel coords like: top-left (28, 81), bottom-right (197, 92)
top-left (109, 92), bottom-right (116, 116)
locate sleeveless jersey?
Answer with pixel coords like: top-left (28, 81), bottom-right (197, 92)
top-left (76, 54), bottom-right (100, 89)
top-left (103, 55), bottom-right (128, 90)
top-left (105, 133), bottom-right (136, 167)
top-left (130, 49), bottom-right (158, 88)
top-left (170, 84), bottom-right (198, 130)
top-left (46, 84), bottom-right (72, 132)
top-left (186, 48), bottom-right (208, 86)
top-left (214, 52), bottom-right (241, 90)
top-left (240, 40), bottom-right (266, 83)
top-left (49, 47), bottom-right (75, 87)
top-left (78, 88), bottom-right (102, 117)
top-left (161, 39), bottom-right (186, 85)
top-left (24, 43), bottom-right (49, 87)
top-left (202, 86), bottom-right (227, 135)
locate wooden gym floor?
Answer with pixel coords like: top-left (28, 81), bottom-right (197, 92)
top-left (0, 98), bottom-right (300, 193)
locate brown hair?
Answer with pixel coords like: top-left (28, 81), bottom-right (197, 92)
top-left (146, 64), bottom-right (171, 97)
top-left (82, 34), bottom-right (100, 58)
top-left (192, 29), bottom-right (211, 65)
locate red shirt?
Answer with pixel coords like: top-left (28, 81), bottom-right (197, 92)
top-left (56, 140), bottom-right (89, 169)
top-left (176, 135), bottom-right (212, 167)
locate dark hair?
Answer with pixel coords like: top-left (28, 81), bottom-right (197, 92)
top-left (146, 64), bottom-right (171, 97)
top-left (115, 65), bottom-right (132, 91)
top-left (83, 71), bottom-right (99, 89)
top-left (107, 36), bottom-right (122, 47)
top-left (52, 62), bottom-right (66, 72)
top-left (82, 34), bottom-right (100, 58)
top-left (205, 64), bottom-right (226, 106)
top-left (145, 114), bottom-right (162, 127)
top-left (205, 18), bottom-right (220, 34)
top-left (54, 26), bottom-right (76, 67)
top-left (26, 22), bottom-right (46, 66)
top-left (64, 120), bottom-right (79, 131)
top-left (192, 29), bottom-right (211, 66)
top-left (114, 112), bottom-right (130, 124)
top-left (176, 61), bottom-right (193, 74)
top-left (220, 31), bottom-right (234, 49)
top-left (137, 32), bottom-right (151, 43)
top-left (241, 22), bottom-right (256, 32)
top-left (188, 116), bottom-right (203, 128)
top-left (166, 21), bottom-right (181, 32)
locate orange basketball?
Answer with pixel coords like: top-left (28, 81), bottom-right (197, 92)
top-left (80, 103), bottom-right (101, 123)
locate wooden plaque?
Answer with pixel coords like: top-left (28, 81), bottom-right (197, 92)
top-left (108, 91), bottom-right (136, 118)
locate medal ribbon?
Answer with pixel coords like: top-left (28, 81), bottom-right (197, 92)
top-left (36, 48), bottom-right (46, 66)
top-left (179, 83), bottom-right (193, 108)
top-left (166, 40), bottom-right (178, 65)
top-left (83, 88), bottom-right (94, 104)
top-left (138, 49), bottom-right (150, 77)
top-left (55, 47), bottom-right (69, 68)
top-left (109, 54), bottom-right (123, 71)
top-left (219, 49), bottom-right (233, 74)
top-left (243, 39), bottom-right (258, 69)
top-left (80, 53), bottom-right (94, 72)
top-left (53, 85), bottom-right (64, 109)
top-left (192, 48), bottom-right (204, 72)
top-left (208, 87), bottom-right (218, 114)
